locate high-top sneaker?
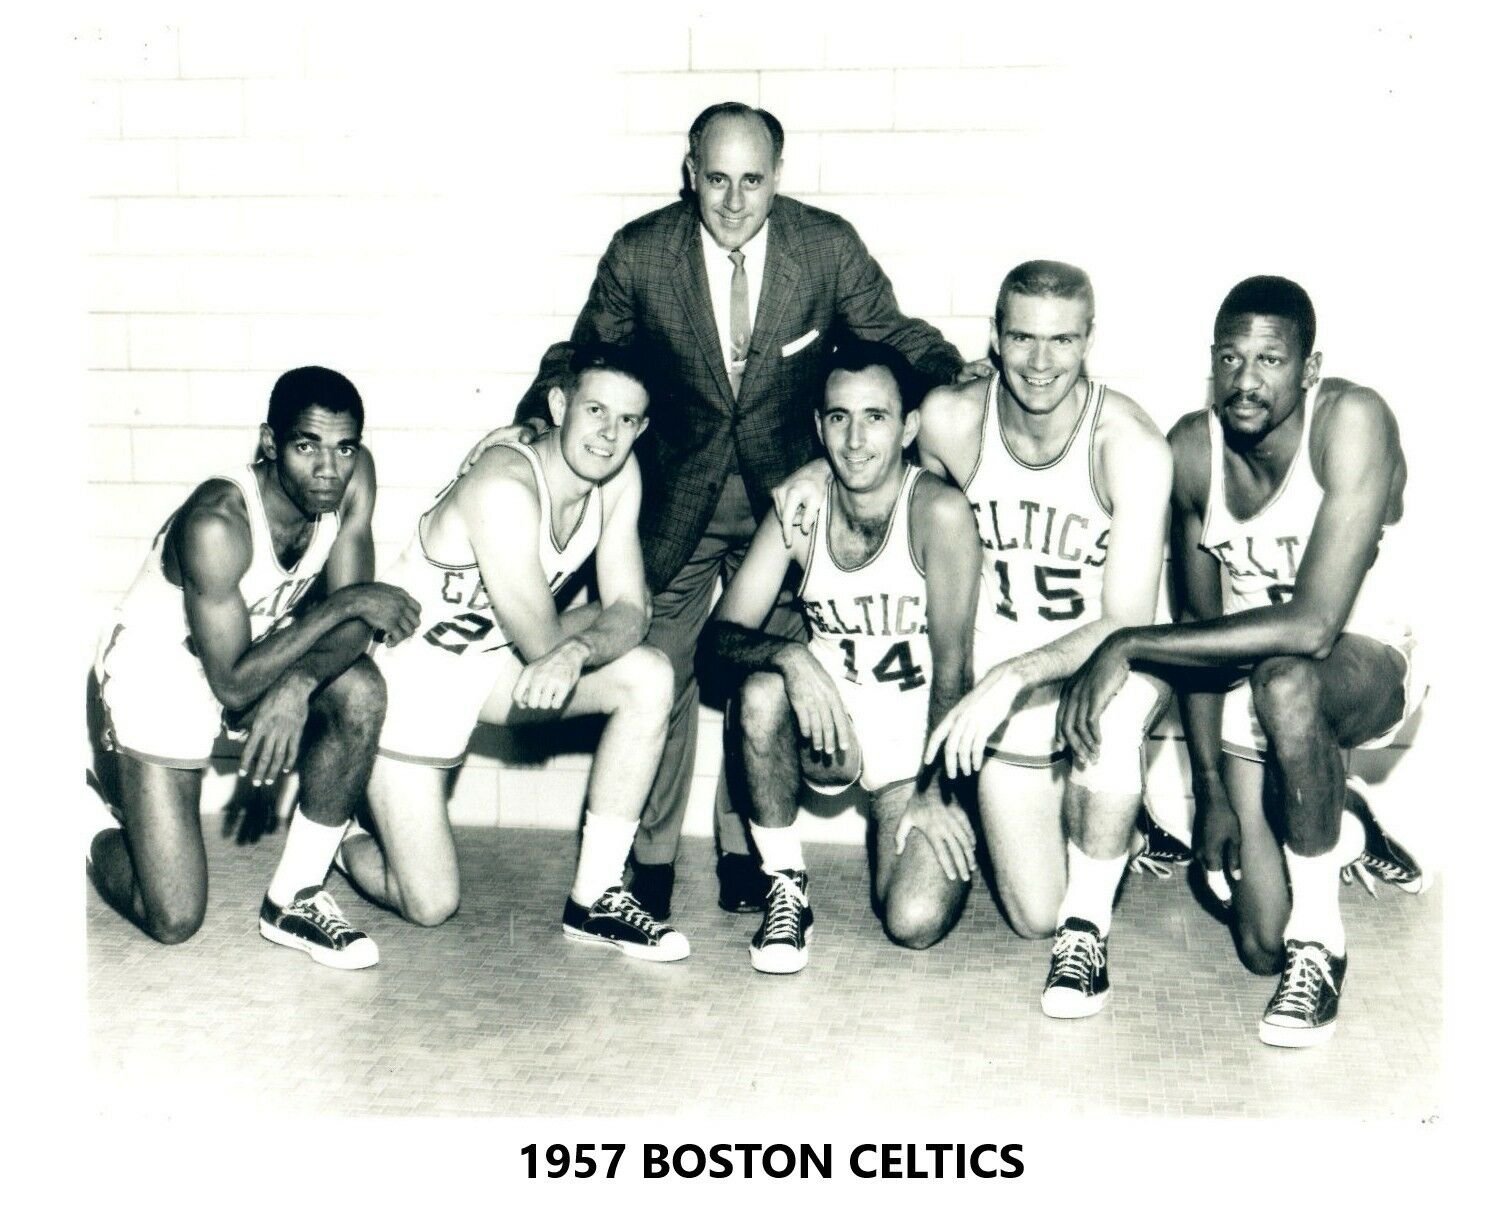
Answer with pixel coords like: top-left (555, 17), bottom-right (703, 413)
top-left (749, 869), bottom-right (811, 974)
top-left (1259, 939), bottom-right (1347, 1048)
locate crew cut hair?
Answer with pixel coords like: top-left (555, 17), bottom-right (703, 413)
top-left (821, 338), bottom-right (924, 417)
top-left (266, 366), bottom-right (364, 441)
top-left (557, 342), bottom-right (654, 411)
top-left (994, 259), bottom-right (1095, 331)
top-left (687, 102), bottom-right (785, 165)
top-left (1214, 275), bottom-right (1317, 356)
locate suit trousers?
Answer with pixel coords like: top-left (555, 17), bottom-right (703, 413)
top-left (633, 470), bottom-right (805, 866)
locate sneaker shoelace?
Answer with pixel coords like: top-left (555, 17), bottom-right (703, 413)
top-left (1128, 851), bottom-right (1174, 879)
top-left (1341, 860), bottom-right (1380, 897)
top-left (1047, 927), bottom-right (1104, 987)
top-left (598, 887), bottom-right (667, 939)
top-left (1267, 945), bottom-right (1335, 1019)
top-left (761, 873), bottom-right (808, 944)
top-left (291, 890), bottom-right (357, 942)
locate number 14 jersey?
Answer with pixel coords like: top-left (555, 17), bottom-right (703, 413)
top-left (965, 374), bottom-right (1110, 671)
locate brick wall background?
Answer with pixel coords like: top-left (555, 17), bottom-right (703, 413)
top-left (77, 6), bottom-right (1462, 857)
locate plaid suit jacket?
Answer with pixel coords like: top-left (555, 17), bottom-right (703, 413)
top-left (517, 195), bottom-right (963, 592)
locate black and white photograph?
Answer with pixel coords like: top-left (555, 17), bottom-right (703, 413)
top-left (26, 0), bottom-right (1488, 1217)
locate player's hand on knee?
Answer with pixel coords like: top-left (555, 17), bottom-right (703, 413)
top-left (513, 638), bottom-right (588, 711)
top-left (239, 679), bottom-right (310, 787)
top-left (781, 653), bottom-right (849, 754)
top-left (458, 421), bottom-right (542, 476)
top-left (1059, 641), bottom-right (1129, 763)
top-left (926, 667), bottom-right (1023, 778)
top-left (895, 802), bottom-right (977, 882)
top-left (770, 461), bottom-right (831, 548)
top-left (341, 582), bottom-right (422, 646)
top-left (1192, 787), bottom-right (1242, 886)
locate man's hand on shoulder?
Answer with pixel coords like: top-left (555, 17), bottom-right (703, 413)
top-left (770, 457), bottom-right (832, 547)
top-left (458, 420), bottom-right (549, 477)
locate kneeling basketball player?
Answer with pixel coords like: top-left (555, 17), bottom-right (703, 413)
top-left (703, 340), bottom-right (980, 973)
top-left (340, 345), bottom-right (687, 960)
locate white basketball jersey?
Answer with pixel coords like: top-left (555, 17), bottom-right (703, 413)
top-left (1201, 381), bottom-right (1409, 642)
top-left (112, 464), bottom-right (339, 650)
top-left (964, 375), bottom-right (1111, 657)
top-left (799, 465), bottom-right (931, 695)
top-left (385, 440), bottom-right (603, 655)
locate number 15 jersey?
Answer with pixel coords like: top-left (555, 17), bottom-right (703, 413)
top-left (965, 374), bottom-right (1110, 670)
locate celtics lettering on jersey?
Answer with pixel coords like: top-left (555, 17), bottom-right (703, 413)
top-left (246, 575), bottom-right (318, 630)
top-left (966, 376), bottom-right (1112, 630)
top-left (421, 565), bottom-right (569, 656)
top-left (804, 593), bottom-right (928, 691)
top-left (970, 495), bottom-right (1108, 622)
top-left (801, 467), bottom-right (932, 694)
top-left (1204, 534), bottom-right (1299, 606)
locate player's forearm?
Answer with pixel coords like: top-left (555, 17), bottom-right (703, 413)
top-left (1112, 602), bottom-right (1337, 670)
top-left (568, 599), bottom-right (648, 669)
top-left (206, 593), bottom-right (359, 710)
top-left (700, 621), bottom-right (807, 686)
top-left (1179, 687), bottom-right (1229, 798)
top-left (998, 617), bottom-right (1120, 690)
top-left (274, 620), bottom-right (374, 698)
top-left (917, 663), bottom-right (970, 798)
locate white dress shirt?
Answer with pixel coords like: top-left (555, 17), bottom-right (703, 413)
top-left (700, 220), bottom-right (769, 378)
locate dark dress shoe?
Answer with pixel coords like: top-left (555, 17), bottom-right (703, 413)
top-left (627, 858), bottom-right (674, 922)
top-left (717, 852), bottom-right (771, 914)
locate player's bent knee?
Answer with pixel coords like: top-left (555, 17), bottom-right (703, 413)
top-left (320, 656), bottom-right (387, 719)
top-left (1239, 935), bottom-right (1282, 977)
top-left (883, 893), bottom-right (953, 950)
top-left (1233, 912), bottom-right (1284, 975)
top-left (1005, 898), bottom-right (1058, 941)
top-left (146, 897), bottom-right (207, 945)
top-left (403, 887), bottom-right (459, 928)
top-left (617, 645), bottom-right (674, 717)
top-left (1073, 671), bottom-right (1164, 794)
top-left (1249, 656), bottom-right (1320, 728)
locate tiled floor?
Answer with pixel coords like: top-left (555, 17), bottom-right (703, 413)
top-left (88, 826), bottom-right (1440, 1120)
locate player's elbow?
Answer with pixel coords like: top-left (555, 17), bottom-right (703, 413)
top-left (1299, 613), bottom-right (1341, 660)
top-left (207, 676), bottom-right (256, 713)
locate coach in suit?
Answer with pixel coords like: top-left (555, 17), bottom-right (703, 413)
top-left (513, 103), bottom-right (966, 918)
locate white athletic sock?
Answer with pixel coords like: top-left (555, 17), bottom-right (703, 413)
top-left (1284, 846), bottom-right (1345, 956)
top-left (570, 810), bottom-right (640, 906)
top-left (750, 821), bottom-right (805, 875)
top-left (1334, 805), bottom-right (1365, 866)
top-left (266, 809), bottom-right (348, 906)
top-left (1057, 842), bottom-right (1129, 937)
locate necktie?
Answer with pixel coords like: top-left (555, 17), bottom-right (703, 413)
top-left (728, 249), bottom-right (749, 399)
